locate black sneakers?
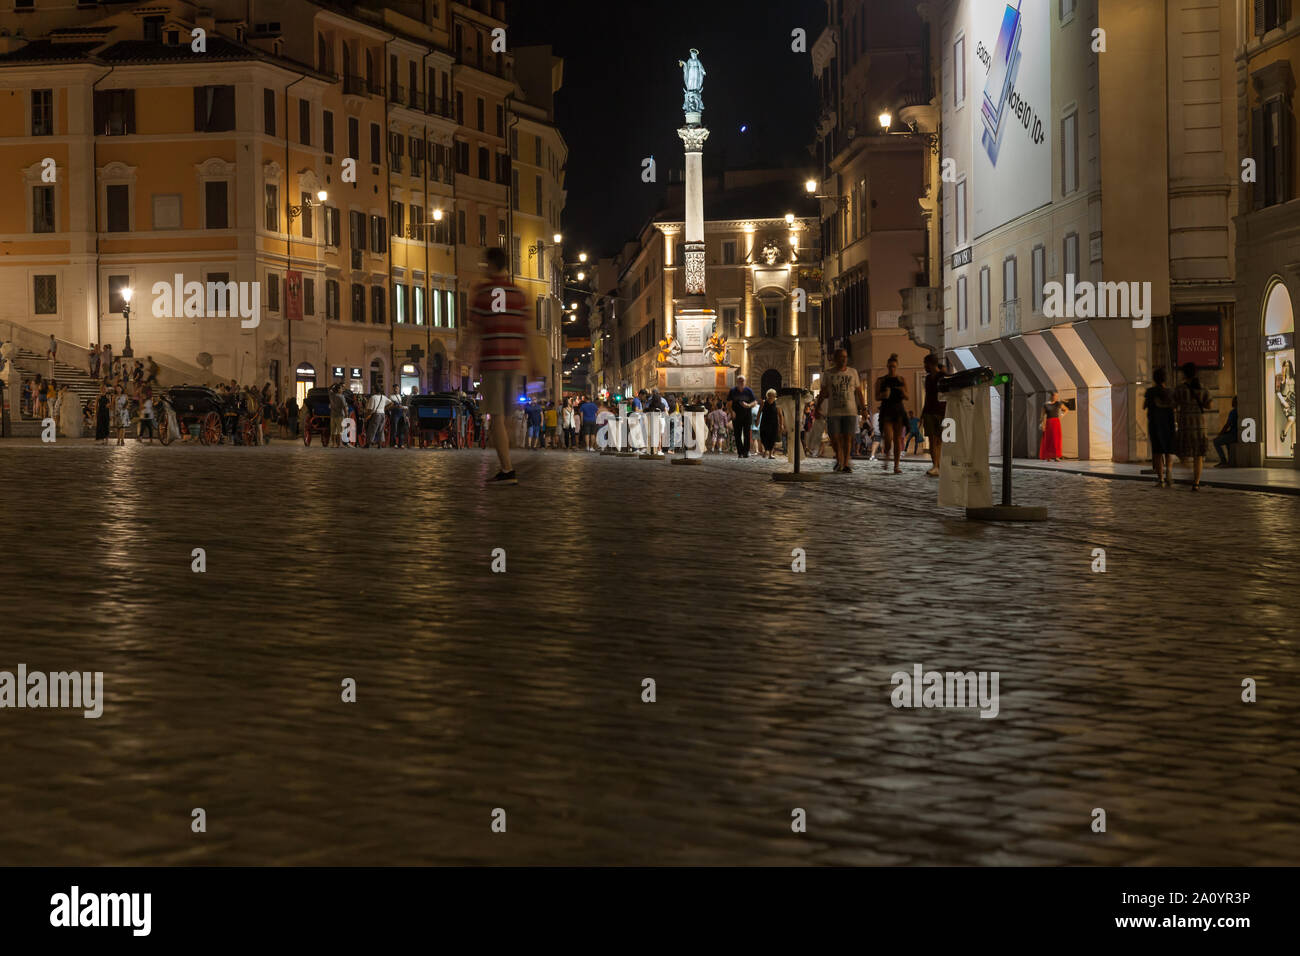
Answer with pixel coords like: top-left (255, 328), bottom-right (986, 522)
top-left (489, 470), bottom-right (518, 486)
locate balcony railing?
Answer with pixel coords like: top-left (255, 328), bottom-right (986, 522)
top-left (999, 299), bottom-right (1021, 337)
top-left (343, 74), bottom-right (369, 96)
top-left (388, 84), bottom-right (406, 105)
top-left (426, 95), bottom-right (454, 119)
top-left (407, 89), bottom-right (426, 112)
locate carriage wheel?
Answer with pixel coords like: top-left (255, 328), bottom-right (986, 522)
top-left (157, 416), bottom-right (173, 446)
top-left (200, 411), bottom-right (222, 446)
top-left (242, 418), bottom-right (258, 447)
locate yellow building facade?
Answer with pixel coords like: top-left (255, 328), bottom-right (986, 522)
top-left (0, 0), bottom-right (562, 403)
top-left (509, 46), bottom-right (567, 405)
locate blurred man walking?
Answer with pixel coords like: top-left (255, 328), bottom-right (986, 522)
top-left (469, 247), bottom-right (528, 485)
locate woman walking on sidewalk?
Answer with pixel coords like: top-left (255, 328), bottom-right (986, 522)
top-left (875, 354), bottom-right (909, 474)
top-left (1144, 367), bottom-right (1176, 486)
top-left (1174, 362), bottom-right (1212, 491)
top-left (757, 388), bottom-right (785, 458)
top-left (1039, 392), bottom-right (1068, 461)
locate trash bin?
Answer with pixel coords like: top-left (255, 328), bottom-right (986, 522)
top-left (938, 369), bottom-right (994, 510)
top-left (938, 367), bottom-right (1047, 521)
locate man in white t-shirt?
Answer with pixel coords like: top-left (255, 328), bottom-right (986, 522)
top-left (366, 392), bottom-right (391, 446)
top-left (815, 348), bottom-right (866, 473)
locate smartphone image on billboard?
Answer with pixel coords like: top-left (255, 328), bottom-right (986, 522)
top-left (981, 0), bottom-right (1023, 143)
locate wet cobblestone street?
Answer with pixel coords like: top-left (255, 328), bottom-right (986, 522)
top-left (1, 441), bottom-right (1297, 865)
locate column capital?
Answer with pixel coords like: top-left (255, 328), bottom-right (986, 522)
top-left (677, 126), bottom-right (711, 152)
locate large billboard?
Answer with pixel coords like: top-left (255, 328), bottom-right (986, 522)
top-left (969, 0), bottom-right (1052, 238)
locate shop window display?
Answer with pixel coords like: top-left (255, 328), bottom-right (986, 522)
top-left (1263, 280), bottom-right (1295, 460)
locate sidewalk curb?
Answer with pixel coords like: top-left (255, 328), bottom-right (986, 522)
top-left (1006, 461), bottom-right (1300, 497)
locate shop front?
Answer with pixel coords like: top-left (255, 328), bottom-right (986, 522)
top-left (1262, 280), bottom-right (1296, 463)
top-left (294, 363), bottom-right (316, 403)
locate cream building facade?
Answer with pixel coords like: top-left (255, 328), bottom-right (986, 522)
top-left (1234, 0), bottom-right (1299, 468)
top-left (0, 0), bottom-right (563, 407)
top-left (924, 0), bottom-right (1240, 460)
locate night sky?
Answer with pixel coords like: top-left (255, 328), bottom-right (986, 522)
top-left (507, 0), bottom-right (826, 259)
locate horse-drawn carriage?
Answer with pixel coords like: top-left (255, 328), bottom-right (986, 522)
top-left (158, 386), bottom-right (266, 445)
top-left (410, 392), bottom-right (482, 448)
top-left (302, 387), bottom-right (334, 446)
top-left (157, 386), bottom-right (225, 445)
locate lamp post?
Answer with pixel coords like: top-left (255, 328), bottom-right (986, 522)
top-left (120, 287), bottom-right (134, 359)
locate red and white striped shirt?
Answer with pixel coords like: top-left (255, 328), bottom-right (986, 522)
top-left (470, 275), bottom-right (528, 372)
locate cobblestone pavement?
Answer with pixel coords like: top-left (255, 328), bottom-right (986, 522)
top-left (1, 440), bottom-right (1297, 866)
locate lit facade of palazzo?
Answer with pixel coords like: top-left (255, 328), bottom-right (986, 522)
top-left (612, 170), bottom-right (824, 397)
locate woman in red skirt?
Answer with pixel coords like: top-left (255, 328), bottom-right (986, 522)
top-left (1039, 391), bottom-right (1068, 460)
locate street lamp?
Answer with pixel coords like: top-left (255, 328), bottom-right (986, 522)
top-left (578, 252), bottom-right (588, 263)
top-left (878, 109), bottom-right (940, 153)
top-left (289, 190), bottom-right (327, 220)
top-left (553, 233), bottom-right (562, 244)
top-left (784, 212), bottom-right (795, 225)
top-left (120, 287), bottom-right (134, 358)
top-left (432, 208), bottom-right (444, 221)
top-left (804, 179), bottom-right (817, 194)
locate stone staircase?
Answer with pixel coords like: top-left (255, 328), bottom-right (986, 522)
top-left (4, 348), bottom-right (103, 436)
top-left (2, 319), bottom-right (221, 438)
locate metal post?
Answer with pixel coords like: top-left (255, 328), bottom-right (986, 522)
top-left (793, 391), bottom-right (802, 474)
top-left (1002, 373), bottom-right (1013, 507)
top-left (772, 386), bottom-right (819, 482)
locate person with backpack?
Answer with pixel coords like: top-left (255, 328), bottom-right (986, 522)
top-left (1174, 361), bottom-right (1213, 491)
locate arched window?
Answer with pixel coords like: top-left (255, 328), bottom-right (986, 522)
top-left (1263, 279), bottom-right (1295, 460)
top-left (430, 352), bottom-right (444, 393)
